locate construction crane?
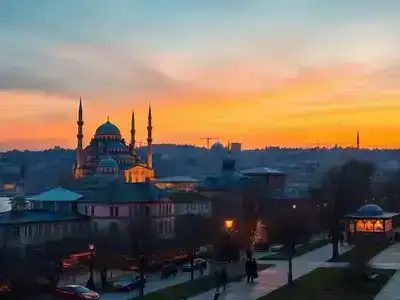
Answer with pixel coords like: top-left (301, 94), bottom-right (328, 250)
top-left (201, 137), bottom-right (219, 149)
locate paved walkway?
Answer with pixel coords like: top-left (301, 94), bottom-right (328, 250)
top-left (372, 243), bottom-right (400, 300)
top-left (190, 244), bottom-right (350, 300)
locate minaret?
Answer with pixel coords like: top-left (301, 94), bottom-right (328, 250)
top-left (147, 104), bottom-right (153, 169)
top-left (356, 130), bottom-right (360, 149)
top-left (130, 109), bottom-right (136, 157)
top-left (75, 98), bottom-right (84, 177)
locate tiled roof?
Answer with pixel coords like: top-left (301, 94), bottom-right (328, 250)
top-left (0, 210), bottom-right (88, 224)
top-left (164, 191), bottom-right (209, 203)
top-left (79, 181), bottom-right (164, 203)
top-left (198, 170), bottom-right (251, 191)
top-left (155, 176), bottom-right (200, 183)
top-left (27, 187), bottom-right (83, 202)
top-left (241, 166), bottom-right (285, 175)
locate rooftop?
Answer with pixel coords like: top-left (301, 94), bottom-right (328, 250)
top-left (241, 166), bottom-right (285, 175)
top-left (80, 182), bottom-right (165, 203)
top-left (27, 187), bottom-right (83, 202)
top-left (343, 204), bottom-right (400, 219)
top-left (155, 176), bottom-right (200, 183)
top-left (0, 210), bottom-right (88, 224)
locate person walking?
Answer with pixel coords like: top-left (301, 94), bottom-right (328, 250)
top-left (339, 231), bottom-right (345, 248)
top-left (220, 268), bottom-right (228, 291)
top-left (213, 287), bottom-right (220, 300)
top-left (245, 259), bottom-right (252, 283)
top-left (250, 258), bottom-right (258, 282)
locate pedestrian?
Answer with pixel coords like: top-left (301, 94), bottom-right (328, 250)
top-left (213, 287), bottom-right (220, 300)
top-left (339, 232), bottom-right (344, 248)
top-left (250, 258), bottom-right (258, 283)
top-left (245, 259), bottom-right (251, 283)
top-left (220, 268), bottom-right (228, 291)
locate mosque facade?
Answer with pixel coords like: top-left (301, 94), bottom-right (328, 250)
top-left (72, 99), bottom-right (155, 182)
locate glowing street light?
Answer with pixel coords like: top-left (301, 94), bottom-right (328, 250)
top-left (292, 204), bottom-right (297, 210)
top-left (224, 220), bottom-right (234, 230)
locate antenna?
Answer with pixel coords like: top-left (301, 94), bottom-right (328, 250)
top-left (201, 137), bottom-right (219, 149)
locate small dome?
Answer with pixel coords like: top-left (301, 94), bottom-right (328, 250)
top-left (357, 204), bottom-right (383, 216)
top-left (95, 121), bottom-right (121, 136)
top-left (211, 142), bottom-right (224, 150)
top-left (98, 157), bottom-right (119, 169)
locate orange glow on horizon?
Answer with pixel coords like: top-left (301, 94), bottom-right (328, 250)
top-left (1, 63), bottom-right (400, 150)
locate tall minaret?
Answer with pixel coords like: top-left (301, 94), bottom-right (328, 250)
top-left (130, 109), bottom-right (136, 157)
top-left (356, 130), bottom-right (360, 149)
top-left (147, 104), bottom-right (153, 169)
top-left (76, 98), bottom-right (84, 170)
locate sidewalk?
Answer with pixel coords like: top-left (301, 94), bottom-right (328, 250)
top-left (189, 244), bottom-right (350, 300)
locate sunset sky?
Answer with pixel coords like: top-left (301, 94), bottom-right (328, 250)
top-left (1, 0), bottom-right (400, 150)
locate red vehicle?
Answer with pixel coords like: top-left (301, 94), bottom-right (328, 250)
top-left (55, 285), bottom-right (99, 300)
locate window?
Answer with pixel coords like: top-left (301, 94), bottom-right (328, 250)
top-left (84, 206), bottom-right (88, 215)
top-left (109, 206), bottom-right (119, 217)
top-left (25, 225), bottom-right (32, 237)
top-left (54, 224), bottom-right (60, 235)
top-left (45, 224), bottom-right (51, 234)
top-left (12, 227), bottom-right (20, 239)
top-left (91, 206), bottom-right (94, 216)
top-left (146, 206), bottom-right (150, 216)
top-left (158, 222), bottom-right (163, 234)
top-left (37, 224), bottom-right (42, 236)
top-left (63, 223), bottom-right (69, 234)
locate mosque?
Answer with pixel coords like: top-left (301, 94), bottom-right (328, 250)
top-left (72, 99), bottom-right (155, 183)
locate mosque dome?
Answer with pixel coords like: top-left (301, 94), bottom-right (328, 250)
top-left (211, 142), bottom-right (224, 151)
top-left (95, 121), bottom-right (121, 136)
top-left (357, 204), bottom-right (384, 216)
top-left (98, 157), bottom-right (119, 169)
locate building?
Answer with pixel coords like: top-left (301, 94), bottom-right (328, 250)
top-left (230, 143), bottom-right (242, 153)
top-left (165, 191), bottom-right (212, 217)
top-left (0, 194), bottom-right (90, 249)
top-left (154, 176), bottom-right (200, 191)
top-left (73, 99), bottom-right (155, 183)
top-left (343, 204), bottom-right (399, 244)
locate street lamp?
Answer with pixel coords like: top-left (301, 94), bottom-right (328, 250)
top-left (224, 220), bottom-right (234, 230)
top-left (87, 244), bottom-right (95, 289)
top-left (292, 204), bottom-right (297, 210)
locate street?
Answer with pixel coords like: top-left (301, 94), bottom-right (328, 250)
top-left (101, 268), bottom-right (210, 300)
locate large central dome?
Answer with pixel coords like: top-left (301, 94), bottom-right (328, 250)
top-left (95, 121), bottom-right (121, 136)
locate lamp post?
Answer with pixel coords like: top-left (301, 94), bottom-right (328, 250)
top-left (87, 244), bottom-right (95, 289)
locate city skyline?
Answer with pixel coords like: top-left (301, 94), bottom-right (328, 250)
top-left (1, 0), bottom-right (400, 150)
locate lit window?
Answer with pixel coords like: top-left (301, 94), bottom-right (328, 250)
top-left (375, 220), bottom-right (384, 232)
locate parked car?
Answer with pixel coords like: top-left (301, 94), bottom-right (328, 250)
top-left (182, 258), bottom-right (207, 272)
top-left (161, 264), bottom-right (178, 278)
top-left (112, 275), bottom-right (147, 292)
top-left (55, 285), bottom-right (99, 300)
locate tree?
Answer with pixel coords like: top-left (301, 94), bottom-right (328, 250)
top-left (270, 211), bottom-right (313, 284)
top-left (128, 214), bottom-right (159, 299)
top-left (175, 214), bottom-right (211, 280)
top-left (322, 160), bottom-right (375, 260)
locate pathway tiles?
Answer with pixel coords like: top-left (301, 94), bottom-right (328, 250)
top-left (372, 243), bottom-right (400, 300)
top-left (190, 244), bottom-right (351, 300)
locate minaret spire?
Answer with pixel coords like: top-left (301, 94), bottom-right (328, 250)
top-left (357, 130), bottom-right (360, 149)
top-left (130, 109), bottom-right (136, 157)
top-left (147, 103), bottom-right (153, 169)
top-left (75, 97), bottom-right (84, 177)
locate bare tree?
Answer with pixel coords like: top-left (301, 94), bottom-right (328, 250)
top-left (128, 214), bottom-right (159, 299)
top-left (270, 211), bottom-right (313, 285)
top-left (175, 214), bottom-right (211, 280)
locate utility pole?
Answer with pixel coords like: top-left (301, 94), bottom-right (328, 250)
top-left (201, 137), bottom-right (219, 149)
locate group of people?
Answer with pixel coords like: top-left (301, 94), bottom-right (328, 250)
top-left (245, 258), bottom-right (258, 283)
